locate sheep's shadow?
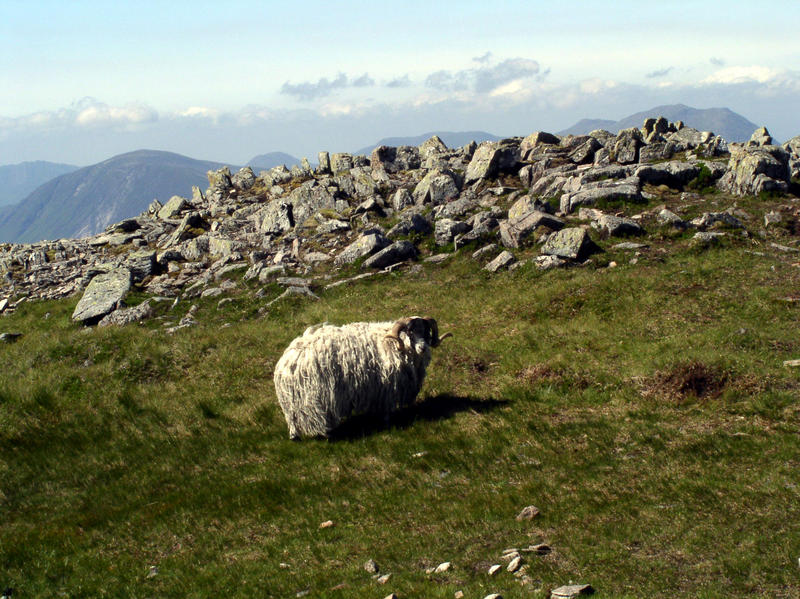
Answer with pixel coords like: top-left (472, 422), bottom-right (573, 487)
top-left (327, 394), bottom-right (508, 441)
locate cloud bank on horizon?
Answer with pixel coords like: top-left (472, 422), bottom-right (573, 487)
top-left (1, 0), bottom-right (798, 165)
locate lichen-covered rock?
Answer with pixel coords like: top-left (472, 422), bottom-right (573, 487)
top-left (158, 195), bottom-right (189, 220)
top-left (465, 140), bottom-right (520, 184)
top-left (560, 182), bottom-right (642, 214)
top-left (717, 144), bottom-right (790, 196)
top-left (540, 227), bottom-right (596, 260)
top-left (613, 128), bottom-right (643, 164)
top-left (499, 210), bottom-right (564, 248)
top-left (97, 299), bottom-right (153, 327)
top-left (434, 219), bottom-right (470, 245)
top-left (485, 250), bottom-right (515, 272)
top-left (747, 126), bottom-right (772, 147)
top-left (413, 169), bottom-right (460, 205)
top-left (231, 166), bottom-right (256, 190)
top-left (387, 213), bottom-right (432, 238)
top-left (258, 201), bottom-right (294, 235)
top-left (72, 268), bottom-right (132, 323)
top-left (126, 250), bottom-right (157, 282)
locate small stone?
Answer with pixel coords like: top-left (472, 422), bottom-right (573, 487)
top-left (608, 261), bottom-right (617, 268)
top-left (364, 559), bottom-right (380, 574)
top-left (485, 250), bottom-right (515, 272)
top-left (488, 564), bottom-right (502, 576)
top-left (319, 520), bottom-right (334, 529)
top-left (376, 573), bottom-right (391, 584)
top-left (279, 562), bottom-right (290, 569)
top-left (0, 298), bottom-right (8, 312)
top-left (784, 359), bottom-right (800, 368)
top-left (434, 561), bottom-right (452, 573)
top-left (383, 594), bottom-right (399, 599)
top-left (483, 594), bottom-right (503, 599)
top-left (550, 583), bottom-right (594, 598)
top-left (507, 556), bottom-right (522, 572)
top-left (454, 591), bottom-right (465, 599)
top-left (146, 565), bottom-right (158, 578)
top-left (296, 590), bottom-right (310, 598)
top-left (516, 505), bottom-right (540, 521)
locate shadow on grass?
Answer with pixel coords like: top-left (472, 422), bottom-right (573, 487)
top-left (328, 393), bottom-right (508, 441)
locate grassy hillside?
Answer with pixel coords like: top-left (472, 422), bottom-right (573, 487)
top-left (1, 206), bottom-right (799, 597)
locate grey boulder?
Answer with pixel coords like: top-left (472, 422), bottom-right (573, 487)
top-left (72, 268), bottom-right (132, 323)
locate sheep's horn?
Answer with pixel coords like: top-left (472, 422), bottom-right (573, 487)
top-left (423, 317), bottom-right (452, 347)
top-left (385, 317), bottom-right (413, 351)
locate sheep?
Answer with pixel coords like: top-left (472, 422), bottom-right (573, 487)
top-left (273, 316), bottom-right (452, 439)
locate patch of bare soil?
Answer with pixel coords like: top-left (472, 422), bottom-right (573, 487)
top-left (643, 361), bottom-right (728, 401)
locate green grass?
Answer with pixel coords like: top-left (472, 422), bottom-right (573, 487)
top-left (1, 240), bottom-right (800, 597)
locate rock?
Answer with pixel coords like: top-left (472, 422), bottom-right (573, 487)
top-left (590, 214), bottom-right (644, 237)
top-left (748, 126), bottom-right (772, 147)
top-left (764, 211), bottom-right (782, 227)
top-left (376, 573), bottom-right (391, 584)
top-left (472, 244), bottom-right (499, 260)
top-left (334, 232), bottom-right (390, 266)
top-left (541, 228), bottom-right (597, 261)
top-left (207, 167), bottom-right (232, 190)
top-left (690, 212), bottom-right (743, 230)
top-left (158, 195), bottom-right (189, 220)
top-left (482, 594), bottom-right (503, 599)
top-left (613, 127), bottom-right (643, 164)
top-left (259, 202), bottom-right (295, 235)
top-left (550, 584), bottom-right (594, 598)
top-left (419, 135), bottom-right (448, 159)
top-left (0, 298), bottom-right (8, 312)
top-left (434, 562), bottom-right (452, 573)
top-left (231, 167), bottom-right (256, 190)
top-left (382, 594), bottom-right (398, 599)
top-left (435, 219), bottom-right (471, 246)
top-left (500, 210), bottom-right (565, 248)
top-left (413, 169), bottom-right (460, 205)
top-left (0, 332), bottom-right (22, 343)
top-left (318, 520), bottom-right (334, 529)
top-left (72, 268), bottom-right (131, 323)
top-left (126, 250), bottom-right (157, 282)
top-left (657, 208), bottom-right (686, 227)
top-left (317, 219), bottom-right (350, 234)
top-left (454, 591), bottom-right (465, 599)
top-left (717, 144), bottom-right (790, 196)
top-left (97, 299), bottom-right (153, 327)
top-left (534, 255), bottom-right (568, 270)
top-left (507, 555), bottom-right (522, 572)
top-left (364, 559), bottom-right (379, 574)
top-left (783, 359), bottom-right (800, 368)
top-left (611, 242), bottom-right (648, 250)
top-left (691, 231), bottom-right (726, 247)
top-left (485, 250), bottom-right (515, 272)
top-left (392, 188), bottom-right (415, 211)
top-left (515, 505), bottom-right (541, 521)
top-left (488, 564), bottom-right (502, 576)
top-left (387, 213), bottom-right (433, 239)
top-left (465, 140), bottom-right (520, 184)
top-left (362, 241), bottom-right (418, 269)
top-left (560, 182), bottom-right (642, 214)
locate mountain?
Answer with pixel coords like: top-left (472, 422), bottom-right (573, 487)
top-left (558, 104), bottom-right (760, 142)
top-left (354, 131), bottom-right (501, 156)
top-left (0, 160), bottom-right (79, 207)
top-left (248, 152), bottom-right (301, 171)
top-left (0, 150), bottom-right (229, 244)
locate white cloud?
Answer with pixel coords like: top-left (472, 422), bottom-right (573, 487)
top-left (702, 65), bottom-right (780, 85)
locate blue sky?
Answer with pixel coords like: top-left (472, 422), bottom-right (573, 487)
top-left (1, 0), bottom-right (799, 164)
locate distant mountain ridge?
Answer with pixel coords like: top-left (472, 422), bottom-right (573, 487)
top-left (0, 160), bottom-right (79, 207)
top-left (559, 104), bottom-right (760, 143)
top-left (0, 150), bottom-right (230, 244)
top-left (354, 131), bottom-right (501, 156)
top-left (248, 152), bottom-right (301, 171)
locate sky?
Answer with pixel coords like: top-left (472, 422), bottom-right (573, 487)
top-left (1, 0), bottom-right (799, 166)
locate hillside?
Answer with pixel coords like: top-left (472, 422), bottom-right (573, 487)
top-left (1, 121), bottom-right (799, 597)
top-left (559, 104), bottom-right (759, 142)
top-left (0, 150), bottom-right (229, 243)
top-left (354, 130), bottom-right (501, 156)
top-left (0, 160), bottom-right (79, 207)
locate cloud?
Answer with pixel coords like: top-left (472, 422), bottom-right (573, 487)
top-left (425, 57), bottom-right (545, 95)
top-left (385, 75), bottom-right (411, 88)
top-left (645, 67), bottom-right (673, 79)
top-left (710, 57), bottom-right (725, 67)
top-left (472, 51), bottom-right (492, 64)
top-left (701, 65), bottom-right (782, 85)
top-left (280, 72), bottom-right (375, 101)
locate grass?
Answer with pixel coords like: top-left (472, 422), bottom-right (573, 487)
top-left (2, 221), bottom-right (800, 597)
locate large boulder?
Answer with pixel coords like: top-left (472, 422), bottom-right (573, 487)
top-left (259, 201), bottom-right (295, 235)
top-left (370, 145), bottom-right (421, 173)
top-left (464, 140), bottom-right (520, 184)
top-left (717, 144), bottom-right (790, 196)
top-left (613, 128), bottom-right (643, 164)
top-left (72, 268), bottom-right (132, 323)
top-left (499, 210), bottom-right (565, 248)
top-left (362, 241), bottom-right (418, 269)
top-left (560, 181), bottom-right (642, 214)
top-left (747, 126), bottom-right (772, 147)
top-left (158, 195), bottom-right (189, 220)
top-left (231, 167), bottom-right (256, 190)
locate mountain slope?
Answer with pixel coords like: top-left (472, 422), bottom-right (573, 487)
top-left (354, 131), bottom-right (501, 156)
top-left (559, 104), bottom-right (760, 142)
top-left (248, 152), bottom-right (301, 170)
top-left (0, 150), bottom-right (228, 243)
top-left (0, 160), bottom-right (79, 207)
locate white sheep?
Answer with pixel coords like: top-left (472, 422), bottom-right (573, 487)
top-left (273, 316), bottom-right (452, 439)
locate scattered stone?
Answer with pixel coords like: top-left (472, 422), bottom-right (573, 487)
top-left (516, 505), bottom-right (540, 521)
top-left (611, 242), bottom-right (648, 250)
top-left (473, 244), bottom-right (500, 260)
top-left (382, 594), bottom-right (398, 599)
top-left (550, 584), bottom-right (594, 598)
top-left (507, 556), bottom-right (522, 572)
top-left (769, 242), bottom-right (799, 253)
top-left (764, 211), bottom-right (782, 227)
top-left (376, 573), bottom-right (391, 584)
top-left (424, 253), bottom-right (452, 264)
top-left (364, 559), bottom-right (380, 574)
top-left (488, 564), bottom-right (502, 576)
top-left (691, 231), bottom-right (726, 248)
top-left (334, 232), bottom-right (390, 266)
top-left (0, 298), bottom-right (8, 312)
top-left (0, 332), bottom-right (22, 343)
top-left (784, 359), bottom-right (800, 368)
top-left (363, 241), bottom-right (418, 269)
top-left (98, 300), bottom-right (153, 327)
top-left (482, 594), bottom-right (503, 599)
top-left (319, 520), bottom-right (334, 529)
top-left (485, 251), bottom-right (515, 272)
top-left (146, 565), bottom-right (158, 578)
top-left (454, 591), bottom-right (465, 599)
top-left (540, 228), bottom-right (597, 261)
top-left (534, 255), bottom-right (568, 270)
top-left (434, 561), bottom-right (452, 573)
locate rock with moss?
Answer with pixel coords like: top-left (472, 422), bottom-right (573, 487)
top-left (465, 140), bottom-right (520, 184)
top-left (362, 240), bottom-right (417, 269)
top-left (231, 167), bottom-right (256, 190)
top-left (540, 227), bottom-right (597, 261)
top-left (158, 195), bottom-right (189, 220)
top-left (717, 144), bottom-right (790, 196)
top-left (413, 169), bottom-right (460, 205)
top-left (333, 231), bottom-right (390, 266)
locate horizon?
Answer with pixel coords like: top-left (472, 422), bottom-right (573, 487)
top-left (2, 0), bottom-right (799, 166)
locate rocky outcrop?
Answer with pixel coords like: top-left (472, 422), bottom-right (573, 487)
top-left (1, 116), bottom-right (798, 326)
